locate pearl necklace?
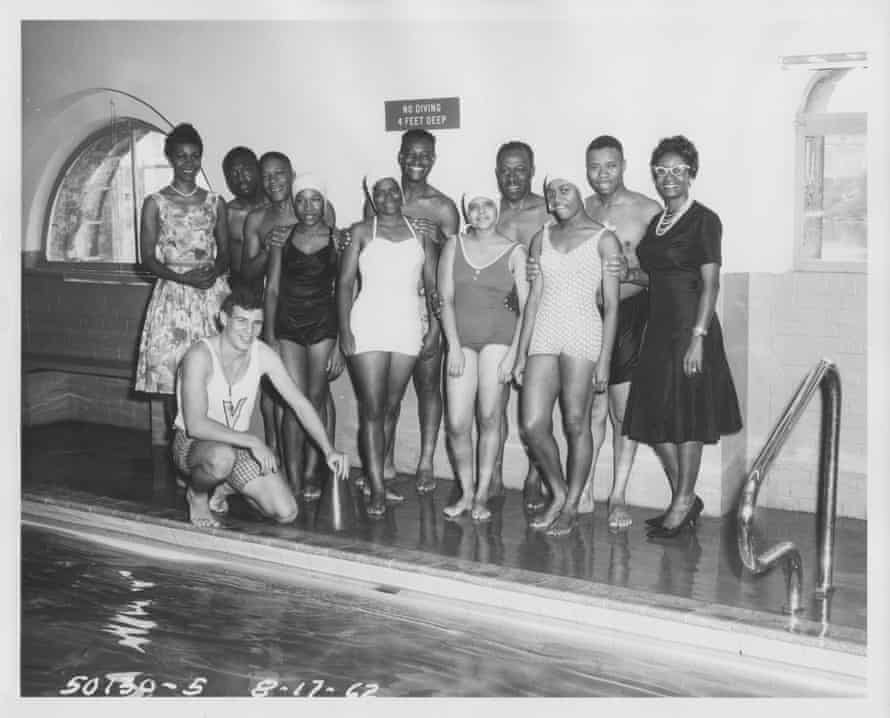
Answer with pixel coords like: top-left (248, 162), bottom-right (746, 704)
top-left (168, 183), bottom-right (199, 198)
top-left (655, 197), bottom-right (692, 236)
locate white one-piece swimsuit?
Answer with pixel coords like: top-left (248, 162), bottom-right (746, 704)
top-left (350, 216), bottom-right (426, 356)
top-left (528, 222), bottom-right (605, 362)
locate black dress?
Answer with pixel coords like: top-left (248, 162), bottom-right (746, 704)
top-left (275, 228), bottom-right (338, 346)
top-left (623, 201), bottom-right (742, 445)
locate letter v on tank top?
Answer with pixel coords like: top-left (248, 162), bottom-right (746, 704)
top-left (529, 223), bottom-right (605, 362)
top-left (453, 233), bottom-right (518, 351)
top-left (350, 216), bottom-right (426, 356)
top-left (174, 337), bottom-right (262, 433)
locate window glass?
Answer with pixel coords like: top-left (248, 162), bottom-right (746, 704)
top-left (804, 133), bottom-right (867, 263)
top-left (796, 67), bottom-right (867, 269)
top-left (45, 119), bottom-right (207, 263)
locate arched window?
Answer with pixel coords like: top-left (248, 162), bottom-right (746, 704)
top-left (795, 64), bottom-right (867, 271)
top-left (44, 117), bottom-right (207, 264)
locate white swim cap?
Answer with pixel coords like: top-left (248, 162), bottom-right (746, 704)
top-left (545, 176), bottom-right (585, 197)
top-left (292, 172), bottom-right (327, 201)
top-left (461, 190), bottom-right (499, 224)
top-left (362, 167), bottom-right (401, 213)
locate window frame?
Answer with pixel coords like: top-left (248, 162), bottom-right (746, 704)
top-left (793, 72), bottom-right (867, 274)
top-left (36, 117), bottom-right (168, 283)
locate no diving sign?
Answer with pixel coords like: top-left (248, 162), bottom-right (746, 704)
top-left (384, 97), bottom-right (460, 132)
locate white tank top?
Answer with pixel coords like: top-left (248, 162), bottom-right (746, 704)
top-left (174, 337), bottom-right (262, 434)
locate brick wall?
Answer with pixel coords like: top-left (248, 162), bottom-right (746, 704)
top-left (23, 269), bottom-right (152, 364)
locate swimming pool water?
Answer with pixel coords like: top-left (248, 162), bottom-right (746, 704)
top-left (19, 525), bottom-right (851, 697)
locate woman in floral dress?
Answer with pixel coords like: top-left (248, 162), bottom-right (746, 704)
top-left (135, 123), bottom-right (230, 469)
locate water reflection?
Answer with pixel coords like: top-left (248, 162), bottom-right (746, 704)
top-left (21, 526), bottom-right (850, 697)
top-left (104, 599), bottom-right (155, 653)
top-left (607, 530), bottom-right (631, 587)
top-left (416, 491), bottom-right (438, 549)
top-left (649, 532), bottom-right (702, 598)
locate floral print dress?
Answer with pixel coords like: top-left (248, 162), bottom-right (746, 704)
top-left (134, 191), bottom-right (230, 394)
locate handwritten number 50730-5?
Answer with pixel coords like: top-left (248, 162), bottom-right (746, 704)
top-left (59, 674), bottom-right (207, 696)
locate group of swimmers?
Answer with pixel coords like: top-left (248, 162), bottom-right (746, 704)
top-left (139, 123), bottom-right (741, 537)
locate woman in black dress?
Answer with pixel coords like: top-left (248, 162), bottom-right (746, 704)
top-left (623, 136), bottom-right (742, 538)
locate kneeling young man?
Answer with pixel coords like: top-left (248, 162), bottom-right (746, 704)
top-left (173, 284), bottom-right (349, 528)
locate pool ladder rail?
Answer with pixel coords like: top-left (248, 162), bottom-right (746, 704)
top-left (736, 358), bottom-right (841, 621)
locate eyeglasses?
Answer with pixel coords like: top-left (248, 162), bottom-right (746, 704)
top-left (652, 165), bottom-right (690, 179)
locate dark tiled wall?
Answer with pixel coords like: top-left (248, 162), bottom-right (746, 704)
top-left (22, 269), bottom-right (154, 429)
top-left (23, 270), bottom-right (152, 365)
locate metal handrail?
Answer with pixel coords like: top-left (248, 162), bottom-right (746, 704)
top-left (737, 359), bottom-right (841, 615)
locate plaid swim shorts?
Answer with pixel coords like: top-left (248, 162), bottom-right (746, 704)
top-left (171, 429), bottom-right (262, 492)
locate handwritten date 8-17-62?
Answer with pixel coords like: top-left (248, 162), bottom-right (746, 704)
top-left (250, 678), bottom-right (379, 697)
top-left (60, 673), bottom-right (207, 697)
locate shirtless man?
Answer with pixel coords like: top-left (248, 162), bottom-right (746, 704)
top-left (496, 140), bottom-right (549, 247)
top-left (222, 146), bottom-right (270, 479)
top-left (378, 129), bottom-right (460, 494)
top-left (242, 152), bottom-right (339, 498)
top-left (242, 152), bottom-right (300, 285)
top-left (580, 135), bottom-right (661, 529)
top-left (173, 284), bottom-right (348, 529)
top-left (222, 146), bottom-right (266, 285)
top-left (242, 153), bottom-right (338, 285)
top-left (493, 141), bottom-right (550, 502)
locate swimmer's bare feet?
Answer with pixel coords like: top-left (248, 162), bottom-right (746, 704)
top-left (607, 501), bottom-right (633, 530)
top-left (545, 509), bottom-right (577, 537)
top-left (186, 487), bottom-right (221, 529)
top-left (443, 499), bottom-right (472, 519)
top-left (366, 497), bottom-right (386, 518)
top-left (576, 478), bottom-right (596, 514)
top-left (361, 482), bottom-right (404, 503)
top-left (208, 482), bottom-right (235, 514)
top-left (302, 483), bottom-right (322, 501)
top-left (529, 494), bottom-right (566, 530)
top-left (415, 468), bottom-right (437, 494)
top-left (523, 478), bottom-right (548, 511)
top-left (471, 500), bottom-right (492, 522)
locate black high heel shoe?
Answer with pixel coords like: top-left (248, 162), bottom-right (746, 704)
top-left (646, 497), bottom-right (704, 539)
top-left (644, 511), bottom-right (668, 528)
top-left (644, 496), bottom-right (702, 529)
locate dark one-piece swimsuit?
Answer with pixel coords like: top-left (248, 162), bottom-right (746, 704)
top-left (275, 227), bottom-right (338, 346)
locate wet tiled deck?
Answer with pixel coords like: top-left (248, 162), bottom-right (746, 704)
top-left (22, 422), bottom-right (867, 647)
